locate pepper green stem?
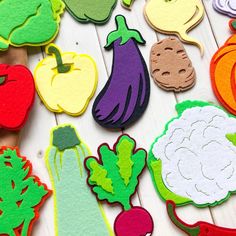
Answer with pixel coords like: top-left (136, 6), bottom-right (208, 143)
top-left (52, 125), bottom-right (80, 151)
top-left (47, 45), bottom-right (71, 73)
top-left (0, 76), bottom-right (6, 85)
top-left (167, 201), bottom-right (200, 236)
top-left (105, 15), bottom-right (145, 49)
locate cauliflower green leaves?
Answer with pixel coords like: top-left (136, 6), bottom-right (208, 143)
top-left (0, 0), bottom-right (64, 50)
top-left (0, 147), bottom-right (50, 236)
top-left (63, 0), bottom-right (117, 24)
top-left (85, 134), bottom-right (146, 210)
top-left (149, 100), bottom-right (236, 207)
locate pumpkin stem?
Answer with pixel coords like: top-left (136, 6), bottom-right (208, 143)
top-left (46, 44), bottom-right (71, 73)
top-left (0, 76), bottom-right (6, 85)
top-left (229, 19), bottom-right (236, 33)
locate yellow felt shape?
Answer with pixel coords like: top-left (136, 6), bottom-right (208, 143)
top-left (144, 0), bottom-right (204, 55)
top-left (34, 44), bottom-right (98, 116)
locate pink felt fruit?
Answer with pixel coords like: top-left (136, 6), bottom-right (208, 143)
top-left (114, 206), bottom-right (154, 236)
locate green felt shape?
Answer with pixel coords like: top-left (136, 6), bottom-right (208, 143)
top-left (122, 0), bottom-right (134, 8)
top-left (63, 0), bottom-right (117, 24)
top-left (45, 124), bottom-right (112, 236)
top-left (148, 100), bottom-right (236, 208)
top-left (226, 133), bottom-right (236, 146)
top-left (105, 15), bottom-right (145, 49)
top-left (85, 134), bottom-right (146, 211)
top-left (0, 147), bottom-right (50, 236)
top-left (0, 0), bottom-right (64, 50)
top-left (47, 45), bottom-right (71, 73)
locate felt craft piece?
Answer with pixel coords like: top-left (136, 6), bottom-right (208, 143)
top-left (63, 0), bottom-right (117, 24)
top-left (85, 134), bottom-right (154, 236)
top-left (0, 146), bottom-right (51, 236)
top-left (149, 100), bottom-right (236, 207)
top-left (213, 0), bottom-right (236, 17)
top-left (167, 200), bottom-right (236, 235)
top-left (150, 37), bottom-right (196, 92)
top-left (34, 44), bottom-right (98, 116)
top-left (144, 0), bottom-right (204, 55)
top-left (0, 0), bottom-right (64, 51)
top-left (45, 124), bottom-right (112, 236)
top-left (0, 64), bottom-right (35, 130)
top-left (92, 15), bottom-right (150, 129)
top-left (210, 21), bottom-right (236, 116)
top-left (121, 0), bottom-right (135, 9)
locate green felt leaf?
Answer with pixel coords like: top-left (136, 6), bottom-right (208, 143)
top-left (85, 135), bottom-right (146, 210)
top-left (89, 159), bottom-right (114, 193)
top-left (63, 0), bottom-right (117, 24)
top-left (0, 0), bottom-right (64, 50)
top-left (0, 148), bottom-right (49, 235)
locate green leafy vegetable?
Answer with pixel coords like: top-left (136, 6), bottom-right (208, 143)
top-left (85, 135), bottom-right (146, 211)
top-left (0, 147), bottom-right (50, 236)
top-left (0, 0), bottom-right (64, 50)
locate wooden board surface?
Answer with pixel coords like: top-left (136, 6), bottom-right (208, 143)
top-left (17, 0), bottom-right (236, 235)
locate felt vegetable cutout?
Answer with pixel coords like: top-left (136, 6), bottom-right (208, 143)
top-left (63, 0), bottom-right (117, 24)
top-left (0, 146), bottom-right (51, 236)
top-left (122, 0), bottom-right (135, 9)
top-left (85, 134), bottom-right (154, 236)
top-left (0, 64), bottom-right (35, 130)
top-left (210, 20), bottom-right (236, 116)
top-left (0, 0), bottom-right (64, 50)
top-left (213, 0), bottom-right (236, 17)
top-left (150, 37), bottom-right (196, 92)
top-left (149, 100), bottom-right (236, 207)
top-left (92, 15), bottom-right (150, 129)
top-left (144, 0), bottom-right (204, 55)
top-left (45, 124), bottom-right (112, 236)
top-left (167, 200), bottom-right (236, 236)
top-left (34, 44), bottom-right (98, 116)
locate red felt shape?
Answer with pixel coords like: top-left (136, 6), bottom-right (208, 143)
top-left (0, 64), bottom-right (35, 130)
top-left (167, 200), bottom-right (236, 235)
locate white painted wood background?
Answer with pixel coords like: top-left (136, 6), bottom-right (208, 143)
top-left (18, 0), bottom-right (236, 235)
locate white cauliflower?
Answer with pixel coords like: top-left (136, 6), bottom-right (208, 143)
top-left (152, 103), bottom-right (236, 205)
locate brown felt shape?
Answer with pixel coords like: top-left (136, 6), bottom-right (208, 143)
top-left (150, 37), bottom-right (196, 92)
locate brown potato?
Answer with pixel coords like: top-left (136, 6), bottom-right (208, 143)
top-left (150, 37), bottom-right (196, 92)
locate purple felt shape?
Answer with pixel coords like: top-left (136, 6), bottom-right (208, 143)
top-left (213, 0), bottom-right (236, 17)
top-left (92, 38), bottom-right (150, 129)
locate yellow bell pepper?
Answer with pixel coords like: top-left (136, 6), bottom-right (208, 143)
top-left (34, 44), bottom-right (98, 116)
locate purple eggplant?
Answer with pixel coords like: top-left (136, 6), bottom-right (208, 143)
top-left (92, 15), bottom-right (150, 129)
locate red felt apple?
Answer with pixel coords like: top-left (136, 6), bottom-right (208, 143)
top-left (0, 64), bottom-right (35, 130)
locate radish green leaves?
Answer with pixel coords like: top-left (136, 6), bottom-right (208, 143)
top-left (85, 134), bottom-right (146, 211)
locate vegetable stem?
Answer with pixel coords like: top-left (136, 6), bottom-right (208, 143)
top-left (167, 201), bottom-right (200, 235)
top-left (105, 15), bottom-right (145, 48)
top-left (0, 76), bottom-right (6, 85)
top-left (47, 45), bottom-right (71, 73)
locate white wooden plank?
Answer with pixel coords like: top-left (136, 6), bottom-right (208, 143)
top-left (20, 47), bottom-right (57, 236)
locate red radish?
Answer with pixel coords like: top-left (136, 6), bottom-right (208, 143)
top-left (115, 207), bottom-right (154, 236)
top-left (85, 135), bottom-right (154, 236)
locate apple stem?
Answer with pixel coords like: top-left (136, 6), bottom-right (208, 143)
top-left (47, 45), bottom-right (71, 73)
top-left (0, 76), bottom-right (6, 85)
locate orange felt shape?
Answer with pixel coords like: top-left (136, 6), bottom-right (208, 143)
top-left (210, 22), bottom-right (236, 115)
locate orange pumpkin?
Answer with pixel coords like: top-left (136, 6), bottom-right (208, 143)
top-left (211, 20), bottom-right (236, 115)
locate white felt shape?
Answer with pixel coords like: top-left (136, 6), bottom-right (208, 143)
top-left (152, 105), bottom-right (236, 205)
